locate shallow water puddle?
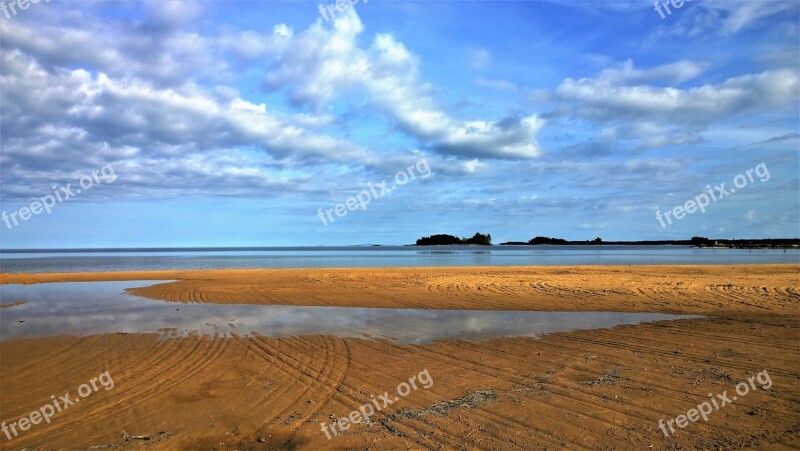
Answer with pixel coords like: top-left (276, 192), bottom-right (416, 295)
top-left (0, 281), bottom-right (701, 344)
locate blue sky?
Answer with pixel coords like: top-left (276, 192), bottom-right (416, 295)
top-left (0, 0), bottom-right (798, 248)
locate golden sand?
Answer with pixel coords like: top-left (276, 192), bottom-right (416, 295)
top-left (1, 264), bottom-right (798, 449)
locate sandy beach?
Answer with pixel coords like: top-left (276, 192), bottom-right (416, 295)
top-left (2, 264), bottom-right (798, 314)
top-left (4, 0), bottom-right (799, 448)
top-left (1, 264), bottom-right (798, 449)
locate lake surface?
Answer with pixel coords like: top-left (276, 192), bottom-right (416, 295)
top-left (0, 245), bottom-right (797, 273)
top-left (0, 281), bottom-right (701, 343)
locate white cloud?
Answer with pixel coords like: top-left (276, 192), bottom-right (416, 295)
top-left (710, 0), bottom-right (796, 35)
top-left (593, 59), bottom-right (707, 86)
top-left (144, 0), bottom-right (201, 29)
top-left (462, 159), bottom-right (487, 174)
top-left (649, 0), bottom-right (798, 38)
top-left (0, 15), bottom-right (229, 86)
top-left (557, 63), bottom-right (799, 124)
top-left (554, 61), bottom-right (798, 149)
top-left (263, 10), bottom-right (543, 159)
top-left (0, 49), bottom-right (380, 199)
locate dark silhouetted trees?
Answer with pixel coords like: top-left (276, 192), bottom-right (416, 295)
top-left (415, 233), bottom-right (492, 245)
top-left (528, 236), bottom-right (568, 245)
top-left (690, 236), bottom-right (712, 246)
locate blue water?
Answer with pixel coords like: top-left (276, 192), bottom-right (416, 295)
top-left (0, 281), bottom-right (701, 343)
top-left (0, 245), bottom-right (797, 273)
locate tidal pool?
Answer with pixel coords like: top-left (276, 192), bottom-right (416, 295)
top-left (0, 281), bottom-right (701, 344)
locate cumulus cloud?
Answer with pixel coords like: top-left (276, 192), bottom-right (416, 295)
top-left (558, 66), bottom-right (797, 122)
top-left (2, 1), bottom-right (541, 208)
top-left (143, 0), bottom-right (202, 30)
top-left (1, 0), bottom-right (796, 245)
top-left (590, 59), bottom-right (707, 86)
top-left (263, 10), bottom-right (543, 159)
top-left (0, 48), bottom-right (375, 200)
top-left (555, 60), bottom-right (799, 148)
top-left (0, 12), bottom-right (229, 87)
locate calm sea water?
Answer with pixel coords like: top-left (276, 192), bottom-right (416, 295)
top-left (0, 245), bottom-right (797, 273)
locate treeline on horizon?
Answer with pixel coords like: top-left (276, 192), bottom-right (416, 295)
top-left (415, 233), bottom-right (492, 246)
top-left (414, 234), bottom-right (800, 248)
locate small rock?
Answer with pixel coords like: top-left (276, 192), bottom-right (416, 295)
top-left (256, 437), bottom-right (266, 443)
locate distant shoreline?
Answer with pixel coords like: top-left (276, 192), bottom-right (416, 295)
top-left (496, 239), bottom-right (800, 249)
top-left (412, 233), bottom-right (799, 249)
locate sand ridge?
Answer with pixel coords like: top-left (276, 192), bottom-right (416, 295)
top-left (2, 264), bottom-right (798, 315)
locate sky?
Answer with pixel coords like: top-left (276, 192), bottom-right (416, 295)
top-left (0, 0), bottom-right (798, 248)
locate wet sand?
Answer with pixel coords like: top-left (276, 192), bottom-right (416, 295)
top-left (1, 265), bottom-right (798, 449)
